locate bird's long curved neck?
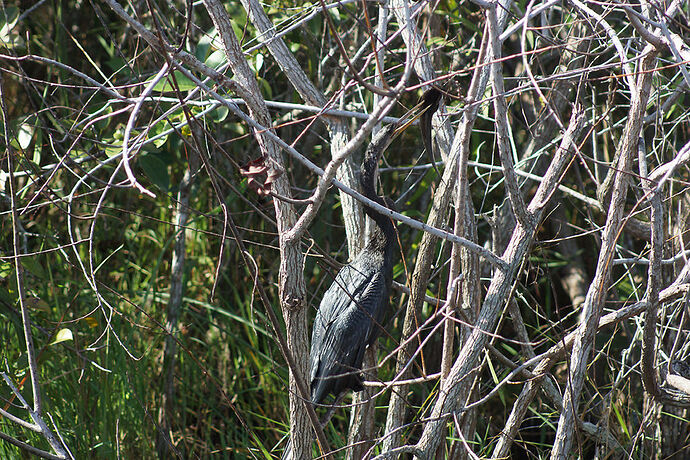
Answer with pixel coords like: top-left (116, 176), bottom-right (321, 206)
top-left (360, 136), bottom-right (395, 250)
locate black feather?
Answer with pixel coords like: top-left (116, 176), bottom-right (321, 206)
top-left (419, 87), bottom-right (443, 176)
top-left (309, 125), bottom-right (397, 404)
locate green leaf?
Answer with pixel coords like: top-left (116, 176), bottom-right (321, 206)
top-left (149, 120), bottom-right (170, 148)
top-left (257, 76), bottom-right (272, 99)
top-left (20, 257), bottom-right (45, 279)
top-left (138, 152), bottom-right (170, 192)
top-left (33, 128), bottom-right (43, 164)
top-left (95, 104), bottom-right (114, 132)
top-left (209, 105), bottom-right (229, 123)
top-left (612, 402), bottom-right (630, 439)
top-left (0, 7), bottom-right (24, 49)
top-left (50, 328), bottom-right (73, 345)
top-left (253, 53), bottom-right (264, 73)
top-left (97, 35), bottom-right (115, 58)
top-left (205, 49), bottom-right (226, 69)
top-left (149, 71), bottom-right (197, 93)
top-left (196, 32), bottom-right (213, 61)
top-left (0, 260), bottom-right (12, 279)
top-left (105, 143), bottom-right (122, 158)
top-left (17, 121), bottom-right (34, 150)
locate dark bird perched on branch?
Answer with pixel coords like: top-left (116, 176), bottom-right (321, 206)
top-left (281, 125), bottom-right (398, 459)
top-left (309, 124), bottom-right (399, 404)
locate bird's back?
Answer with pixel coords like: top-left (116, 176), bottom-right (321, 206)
top-left (309, 249), bottom-right (391, 403)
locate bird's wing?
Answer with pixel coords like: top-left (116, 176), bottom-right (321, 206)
top-left (310, 268), bottom-right (388, 400)
top-left (310, 264), bottom-right (371, 363)
top-left (333, 270), bottom-right (388, 363)
top-left (310, 264), bottom-right (372, 401)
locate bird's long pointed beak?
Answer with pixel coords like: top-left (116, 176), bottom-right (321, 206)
top-left (391, 98), bottom-right (432, 139)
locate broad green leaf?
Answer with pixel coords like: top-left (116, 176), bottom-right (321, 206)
top-left (138, 152), bottom-right (170, 192)
top-left (0, 7), bottom-right (23, 49)
top-left (257, 76), bottom-right (272, 99)
top-left (50, 328), bottom-right (73, 345)
top-left (209, 105), bottom-right (229, 123)
top-left (149, 71), bottom-right (197, 93)
top-left (105, 144), bottom-right (122, 158)
top-left (17, 121), bottom-right (34, 150)
top-left (149, 120), bottom-right (170, 148)
top-left (253, 53), bottom-right (264, 73)
top-left (205, 49), bottom-right (226, 69)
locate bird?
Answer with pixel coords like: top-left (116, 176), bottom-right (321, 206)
top-left (309, 123), bottom-right (398, 405)
top-left (280, 125), bottom-right (398, 460)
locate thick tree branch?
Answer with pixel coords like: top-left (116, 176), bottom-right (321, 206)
top-left (415, 102), bottom-right (585, 458)
top-left (550, 49), bottom-right (656, 460)
top-left (202, 1), bottom-right (314, 457)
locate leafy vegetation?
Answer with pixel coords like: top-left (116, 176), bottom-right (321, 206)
top-left (2, 1), bottom-right (690, 459)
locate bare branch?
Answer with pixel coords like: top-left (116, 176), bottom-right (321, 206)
top-left (414, 100), bottom-right (586, 457)
top-left (202, 1), bottom-right (315, 457)
top-left (487, 3), bottom-right (531, 229)
top-left (550, 48), bottom-right (657, 460)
